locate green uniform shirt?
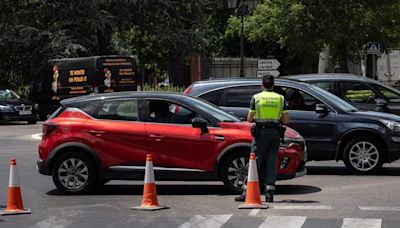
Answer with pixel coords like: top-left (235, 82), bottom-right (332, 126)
top-left (249, 89), bottom-right (288, 123)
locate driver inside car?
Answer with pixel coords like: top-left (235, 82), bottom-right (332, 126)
top-left (149, 101), bottom-right (178, 123)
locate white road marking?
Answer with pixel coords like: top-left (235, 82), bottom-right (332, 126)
top-left (249, 209), bottom-right (260, 216)
top-left (341, 218), bottom-right (382, 228)
top-left (359, 206), bottom-right (400, 211)
top-left (31, 133), bottom-right (42, 140)
top-left (272, 205), bottom-right (333, 210)
top-left (259, 216), bottom-right (306, 228)
top-left (32, 215), bottom-right (74, 228)
top-left (178, 214), bottom-right (232, 228)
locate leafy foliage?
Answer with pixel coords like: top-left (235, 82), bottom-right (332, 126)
top-left (0, 0), bottom-right (219, 87)
top-left (142, 83), bottom-right (185, 93)
top-left (235, 0), bottom-right (400, 72)
top-left (2, 0), bottom-right (400, 88)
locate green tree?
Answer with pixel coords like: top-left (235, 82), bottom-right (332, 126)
top-left (113, 0), bottom-right (218, 85)
top-left (236, 0), bottom-right (400, 73)
top-left (0, 0), bottom-right (117, 86)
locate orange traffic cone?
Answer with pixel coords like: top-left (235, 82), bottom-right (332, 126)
top-left (131, 154), bottom-right (168, 211)
top-left (238, 153), bottom-right (269, 209)
top-left (1, 158), bottom-right (31, 215)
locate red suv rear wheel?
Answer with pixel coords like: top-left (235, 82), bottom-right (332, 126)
top-left (52, 151), bottom-right (97, 194)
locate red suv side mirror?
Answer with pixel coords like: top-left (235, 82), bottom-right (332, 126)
top-left (192, 117), bottom-right (209, 134)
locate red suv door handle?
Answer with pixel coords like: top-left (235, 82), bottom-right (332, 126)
top-left (149, 134), bottom-right (164, 141)
top-left (89, 130), bottom-right (105, 136)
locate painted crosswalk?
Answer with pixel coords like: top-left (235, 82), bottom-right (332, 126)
top-left (341, 218), bottom-right (382, 228)
top-left (178, 214), bottom-right (232, 228)
top-left (259, 216), bottom-right (307, 228)
top-left (359, 206), bottom-right (400, 211)
top-left (30, 213), bottom-right (400, 228)
top-left (173, 215), bottom-right (395, 228)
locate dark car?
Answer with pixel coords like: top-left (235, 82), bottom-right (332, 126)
top-left (285, 74), bottom-right (400, 115)
top-left (37, 92), bottom-right (305, 194)
top-left (185, 78), bottom-right (400, 174)
top-left (0, 88), bottom-right (39, 124)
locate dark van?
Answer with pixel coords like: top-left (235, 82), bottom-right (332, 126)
top-left (29, 56), bottom-right (138, 118)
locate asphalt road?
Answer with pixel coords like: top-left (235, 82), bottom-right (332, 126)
top-left (0, 123), bottom-right (400, 228)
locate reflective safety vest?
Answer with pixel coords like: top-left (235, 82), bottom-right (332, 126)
top-left (249, 90), bottom-right (288, 123)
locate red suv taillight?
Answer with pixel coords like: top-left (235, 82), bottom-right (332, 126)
top-left (42, 123), bottom-right (59, 137)
top-left (183, 84), bottom-right (194, 94)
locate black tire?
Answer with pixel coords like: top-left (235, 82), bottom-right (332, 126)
top-left (52, 152), bottom-right (97, 194)
top-left (27, 120), bottom-right (37, 124)
top-left (220, 150), bottom-right (250, 194)
top-left (343, 136), bottom-right (384, 174)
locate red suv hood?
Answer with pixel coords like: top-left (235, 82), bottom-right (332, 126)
top-left (218, 122), bottom-right (301, 139)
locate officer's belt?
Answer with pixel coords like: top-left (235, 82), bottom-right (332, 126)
top-left (255, 122), bottom-right (280, 128)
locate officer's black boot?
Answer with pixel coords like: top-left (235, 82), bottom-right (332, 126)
top-left (234, 190), bottom-right (246, 202)
top-left (265, 191), bottom-right (274, 203)
top-left (265, 185), bottom-right (275, 203)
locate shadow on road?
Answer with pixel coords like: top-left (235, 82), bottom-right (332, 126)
top-left (47, 184), bottom-right (229, 196)
top-left (276, 184), bottom-right (321, 195)
top-left (306, 166), bottom-right (400, 176)
top-left (46, 183), bottom-right (320, 196)
top-left (0, 205), bottom-right (5, 220)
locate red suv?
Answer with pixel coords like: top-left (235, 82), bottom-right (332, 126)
top-left (37, 92), bottom-right (306, 194)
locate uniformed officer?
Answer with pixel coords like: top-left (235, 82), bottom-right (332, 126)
top-left (235, 75), bottom-right (289, 202)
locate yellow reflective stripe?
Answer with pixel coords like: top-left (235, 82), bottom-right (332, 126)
top-left (260, 94), bottom-right (268, 118)
top-left (256, 99), bottom-right (262, 119)
top-left (278, 96), bottom-right (284, 118)
top-left (249, 109), bottom-right (256, 113)
top-left (282, 110), bottom-right (289, 113)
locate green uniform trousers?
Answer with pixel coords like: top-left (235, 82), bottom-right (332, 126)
top-left (251, 128), bottom-right (280, 191)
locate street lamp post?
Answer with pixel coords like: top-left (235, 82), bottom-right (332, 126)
top-left (227, 0), bottom-right (257, 78)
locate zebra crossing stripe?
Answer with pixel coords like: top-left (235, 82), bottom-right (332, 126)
top-left (249, 209), bottom-right (260, 216)
top-left (341, 218), bottom-right (382, 228)
top-left (259, 216), bottom-right (306, 228)
top-left (178, 214), bottom-right (232, 228)
top-left (273, 205), bottom-right (332, 210)
top-left (359, 206), bottom-right (400, 211)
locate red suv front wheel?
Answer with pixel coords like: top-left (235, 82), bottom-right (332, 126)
top-left (220, 150), bottom-right (250, 194)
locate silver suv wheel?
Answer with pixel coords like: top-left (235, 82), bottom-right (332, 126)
top-left (344, 136), bottom-right (383, 174)
top-left (348, 141), bottom-right (379, 171)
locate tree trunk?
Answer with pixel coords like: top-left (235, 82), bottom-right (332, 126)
top-left (339, 41), bottom-right (349, 73)
top-left (318, 45), bottom-right (330, 73)
top-left (97, 25), bottom-right (112, 55)
top-left (340, 58), bottom-right (349, 73)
